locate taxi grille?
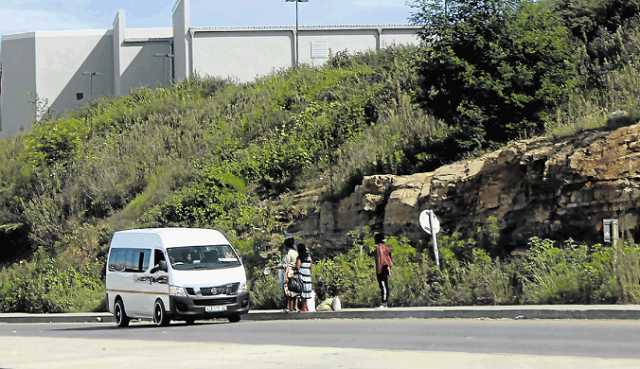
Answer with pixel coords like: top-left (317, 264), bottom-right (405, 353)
top-left (200, 283), bottom-right (239, 296)
top-left (193, 298), bottom-right (237, 306)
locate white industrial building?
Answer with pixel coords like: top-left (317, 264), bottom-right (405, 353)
top-left (0, 0), bottom-right (420, 138)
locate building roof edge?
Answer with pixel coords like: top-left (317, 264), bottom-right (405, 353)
top-left (33, 29), bottom-right (113, 38)
top-left (172, 0), bottom-right (184, 15)
top-left (124, 37), bottom-right (173, 43)
top-left (190, 24), bottom-right (421, 32)
top-left (1, 32), bottom-right (37, 41)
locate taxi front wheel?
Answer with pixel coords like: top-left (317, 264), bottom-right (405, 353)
top-left (154, 300), bottom-right (170, 326)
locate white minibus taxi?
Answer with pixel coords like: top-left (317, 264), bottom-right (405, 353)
top-left (106, 228), bottom-right (250, 327)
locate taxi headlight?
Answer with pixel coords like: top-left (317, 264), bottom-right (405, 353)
top-left (170, 285), bottom-right (187, 297)
top-left (238, 282), bottom-right (248, 293)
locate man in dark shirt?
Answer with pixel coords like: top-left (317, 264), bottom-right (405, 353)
top-left (374, 233), bottom-right (393, 309)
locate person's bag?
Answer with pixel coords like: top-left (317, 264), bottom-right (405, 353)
top-left (332, 296), bottom-right (342, 311)
top-left (307, 290), bottom-right (316, 312)
top-left (288, 274), bottom-right (303, 294)
top-left (316, 297), bottom-right (333, 311)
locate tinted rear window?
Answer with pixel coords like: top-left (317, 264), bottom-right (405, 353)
top-left (108, 248), bottom-right (151, 273)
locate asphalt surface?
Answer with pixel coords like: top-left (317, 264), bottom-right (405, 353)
top-left (1, 304), bottom-right (640, 324)
top-left (3, 318), bottom-right (640, 358)
top-left (2, 306), bottom-right (640, 369)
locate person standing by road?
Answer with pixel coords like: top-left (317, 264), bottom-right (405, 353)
top-left (296, 243), bottom-right (313, 311)
top-left (269, 237), bottom-right (299, 312)
top-left (374, 233), bottom-right (393, 309)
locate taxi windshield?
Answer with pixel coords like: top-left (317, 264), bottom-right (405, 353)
top-left (166, 245), bottom-right (241, 270)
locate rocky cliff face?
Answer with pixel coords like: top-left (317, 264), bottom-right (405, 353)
top-left (288, 123), bottom-right (640, 255)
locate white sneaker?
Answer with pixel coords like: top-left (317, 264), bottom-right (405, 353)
top-left (375, 304), bottom-right (387, 310)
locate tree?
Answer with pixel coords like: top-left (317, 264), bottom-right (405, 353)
top-left (550, 0), bottom-right (640, 43)
top-left (410, 0), bottom-right (577, 152)
top-left (549, 0), bottom-right (640, 87)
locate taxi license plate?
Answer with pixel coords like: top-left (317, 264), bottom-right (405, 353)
top-left (205, 306), bottom-right (227, 312)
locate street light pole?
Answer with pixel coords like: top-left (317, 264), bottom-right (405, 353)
top-left (154, 53), bottom-right (175, 87)
top-left (81, 71), bottom-right (102, 100)
top-left (286, 0), bottom-right (308, 67)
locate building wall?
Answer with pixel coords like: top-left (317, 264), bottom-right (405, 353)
top-left (0, 33), bottom-right (37, 136)
top-left (192, 29), bottom-right (293, 82)
top-left (0, 23), bottom-right (176, 137)
top-left (191, 26), bottom-right (419, 83)
top-left (122, 27), bottom-right (174, 92)
top-left (34, 30), bottom-right (114, 120)
top-left (0, 0), bottom-right (421, 138)
top-left (126, 28), bottom-right (173, 40)
top-left (120, 41), bottom-right (171, 95)
top-left (119, 41), bottom-right (172, 93)
top-left (173, 0), bottom-right (190, 81)
top-left (113, 7), bottom-right (173, 94)
top-left (0, 48), bottom-right (2, 129)
top-left (113, 10), bottom-right (125, 96)
top-left (298, 28), bottom-right (378, 67)
top-left (381, 29), bottom-right (420, 48)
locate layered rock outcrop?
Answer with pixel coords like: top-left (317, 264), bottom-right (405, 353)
top-left (288, 123), bottom-right (640, 254)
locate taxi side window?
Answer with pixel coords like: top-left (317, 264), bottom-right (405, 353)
top-left (154, 249), bottom-right (166, 271)
top-left (108, 248), bottom-right (150, 273)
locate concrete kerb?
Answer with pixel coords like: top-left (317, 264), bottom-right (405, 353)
top-left (245, 306), bottom-right (640, 321)
top-left (1, 305), bottom-right (639, 324)
top-left (0, 313), bottom-right (115, 324)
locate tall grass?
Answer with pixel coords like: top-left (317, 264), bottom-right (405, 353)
top-left (251, 230), bottom-right (640, 309)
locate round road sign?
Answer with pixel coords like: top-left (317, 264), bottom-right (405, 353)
top-left (419, 209), bottom-right (440, 235)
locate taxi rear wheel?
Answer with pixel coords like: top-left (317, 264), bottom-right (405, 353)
top-left (114, 299), bottom-right (130, 328)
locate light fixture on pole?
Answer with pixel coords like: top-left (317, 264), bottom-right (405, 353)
top-left (81, 71), bottom-right (102, 100)
top-left (286, 0), bottom-right (308, 67)
top-left (154, 53), bottom-right (175, 87)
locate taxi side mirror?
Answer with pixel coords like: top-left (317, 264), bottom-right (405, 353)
top-left (158, 260), bottom-right (168, 272)
top-left (151, 260), bottom-right (168, 273)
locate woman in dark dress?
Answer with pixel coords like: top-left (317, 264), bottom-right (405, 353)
top-left (296, 243), bottom-right (313, 311)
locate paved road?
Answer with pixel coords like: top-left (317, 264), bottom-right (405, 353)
top-left (1, 319), bottom-right (640, 368)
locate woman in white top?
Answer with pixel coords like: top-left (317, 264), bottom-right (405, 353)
top-left (269, 238), bottom-right (299, 312)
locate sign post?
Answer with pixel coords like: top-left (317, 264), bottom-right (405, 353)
top-left (603, 218), bottom-right (620, 269)
top-left (419, 209), bottom-right (441, 269)
top-left (603, 219), bottom-right (619, 243)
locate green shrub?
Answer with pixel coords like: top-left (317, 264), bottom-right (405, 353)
top-left (0, 248), bottom-right (104, 313)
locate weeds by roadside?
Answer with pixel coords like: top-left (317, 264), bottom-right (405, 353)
top-left (249, 228), bottom-right (640, 309)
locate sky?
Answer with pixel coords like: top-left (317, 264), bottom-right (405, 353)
top-left (0, 0), bottom-right (416, 38)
